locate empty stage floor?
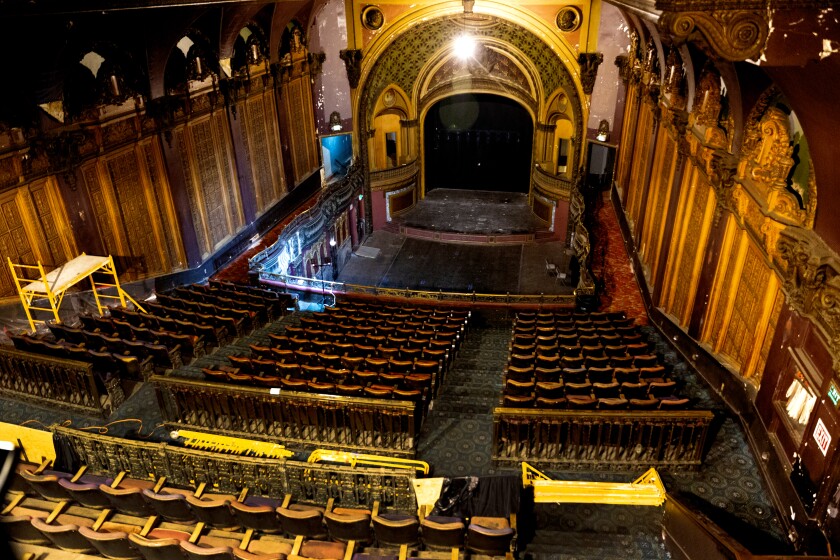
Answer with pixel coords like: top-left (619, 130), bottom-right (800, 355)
top-left (337, 231), bottom-right (573, 295)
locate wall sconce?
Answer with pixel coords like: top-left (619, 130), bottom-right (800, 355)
top-left (596, 119), bottom-right (610, 142)
top-left (329, 111), bottom-right (342, 132)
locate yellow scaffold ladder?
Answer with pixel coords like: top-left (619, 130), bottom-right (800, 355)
top-left (8, 253), bottom-right (146, 332)
top-left (521, 462), bottom-right (667, 506)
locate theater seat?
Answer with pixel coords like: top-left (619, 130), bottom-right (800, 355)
top-left (420, 515), bottom-right (464, 550)
top-left (1, 514), bottom-right (52, 545)
top-left (128, 531), bottom-right (189, 560)
top-left (467, 517), bottom-right (514, 556)
top-left (324, 508), bottom-right (372, 544)
top-left (372, 512), bottom-right (419, 547)
top-left (31, 518), bottom-right (96, 553)
top-left (79, 526), bottom-right (142, 559)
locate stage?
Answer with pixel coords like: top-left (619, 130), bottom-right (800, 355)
top-left (396, 189), bottom-right (545, 234)
top-left (338, 231), bottom-right (574, 295)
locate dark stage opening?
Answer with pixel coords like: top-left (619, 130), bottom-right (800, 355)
top-left (424, 93), bottom-right (533, 193)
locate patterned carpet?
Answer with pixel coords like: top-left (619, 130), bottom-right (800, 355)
top-left (592, 193), bottom-right (648, 325)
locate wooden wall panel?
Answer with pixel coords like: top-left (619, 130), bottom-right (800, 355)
top-left (640, 132), bottom-right (676, 282)
top-left (179, 113), bottom-right (244, 258)
top-left (242, 91), bottom-right (285, 213)
top-left (661, 160), bottom-right (715, 327)
top-left (80, 141), bottom-right (184, 279)
top-left (626, 103), bottom-right (653, 229)
top-left (0, 179), bottom-right (74, 298)
top-left (283, 77), bottom-right (318, 184)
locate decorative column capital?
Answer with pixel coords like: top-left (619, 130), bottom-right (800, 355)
top-left (578, 52), bottom-right (604, 95)
top-left (339, 49), bottom-right (363, 89)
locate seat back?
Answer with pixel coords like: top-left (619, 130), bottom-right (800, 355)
top-left (185, 495), bottom-right (239, 530)
top-left (372, 514), bottom-right (419, 546)
top-left (1, 515), bottom-right (52, 545)
top-left (277, 506), bottom-right (326, 538)
top-left (324, 509), bottom-right (372, 544)
top-left (420, 516), bottom-right (464, 549)
top-left (467, 522), bottom-right (514, 555)
top-left (179, 540), bottom-right (235, 560)
top-left (20, 469), bottom-right (71, 502)
top-left (59, 478), bottom-right (112, 509)
top-left (31, 518), bottom-right (95, 553)
top-left (142, 489), bottom-right (195, 522)
top-left (79, 526), bottom-right (142, 559)
top-left (230, 501), bottom-right (280, 533)
top-left (100, 484), bottom-right (153, 517)
top-left (128, 533), bottom-right (186, 560)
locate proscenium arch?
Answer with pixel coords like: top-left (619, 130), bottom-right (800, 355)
top-left (422, 93), bottom-right (535, 194)
top-left (357, 9), bottom-right (587, 215)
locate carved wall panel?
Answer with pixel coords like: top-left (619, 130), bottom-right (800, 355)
top-left (180, 113), bottom-right (244, 258)
top-left (104, 150), bottom-right (164, 275)
top-left (665, 167), bottom-right (714, 326)
top-left (81, 142), bottom-right (183, 279)
top-left (615, 80), bottom-right (640, 196)
top-left (625, 101), bottom-right (654, 229)
top-left (640, 130), bottom-right (676, 282)
top-left (282, 76), bottom-right (319, 184)
top-left (83, 164), bottom-right (120, 259)
top-left (0, 179), bottom-right (74, 298)
top-left (242, 90), bottom-right (285, 213)
top-left (719, 242), bottom-right (774, 376)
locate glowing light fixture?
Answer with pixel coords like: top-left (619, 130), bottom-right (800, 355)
top-left (454, 34), bottom-right (476, 60)
top-left (329, 111), bottom-right (343, 132)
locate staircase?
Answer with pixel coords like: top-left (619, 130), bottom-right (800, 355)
top-left (417, 308), bottom-right (513, 477)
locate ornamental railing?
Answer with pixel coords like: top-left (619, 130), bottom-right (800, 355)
top-left (493, 407), bottom-right (714, 469)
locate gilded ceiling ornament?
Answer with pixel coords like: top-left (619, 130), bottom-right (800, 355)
top-left (776, 229), bottom-right (840, 369)
top-left (361, 6), bottom-right (385, 31)
top-left (658, 9), bottom-right (769, 62)
top-left (741, 105), bottom-right (813, 227)
top-left (556, 7), bottom-right (582, 33)
top-left (691, 62), bottom-right (721, 127)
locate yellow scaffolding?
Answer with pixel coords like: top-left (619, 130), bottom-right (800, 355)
top-left (521, 462), bottom-right (667, 506)
top-left (308, 449), bottom-right (430, 475)
top-left (7, 253), bottom-right (146, 332)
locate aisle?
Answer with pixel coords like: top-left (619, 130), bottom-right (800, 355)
top-left (416, 309), bottom-right (512, 477)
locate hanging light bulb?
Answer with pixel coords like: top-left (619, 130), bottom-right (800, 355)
top-left (454, 34), bottom-right (476, 60)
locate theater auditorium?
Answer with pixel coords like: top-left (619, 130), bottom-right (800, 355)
top-left (0, 0), bottom-right (837, 558)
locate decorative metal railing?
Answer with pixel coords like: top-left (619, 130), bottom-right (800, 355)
top-left (152, 375), bottom-right (419, 456)
top-left (52, 425), bottom-right (418, 511)
top-left (0, 347), bottom-right (105, 416)
top-left (532, 166), bottom-right (574, 199)
top-left (260, 272), bottom-right (577, 306)
top-left (493, 408), bottom-right (714, 469)
top-left (369, 160), bottom-right (419, 188)
top-left (249, 163), bottom-right (363, 276)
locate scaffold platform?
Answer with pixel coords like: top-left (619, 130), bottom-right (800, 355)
top-left (7, 253), bottom-right (145, 332)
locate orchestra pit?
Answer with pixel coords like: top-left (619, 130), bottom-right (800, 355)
top-left (0, 1), bottom-right (837, 559)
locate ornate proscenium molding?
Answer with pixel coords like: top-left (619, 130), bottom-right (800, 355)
top-left (340, 49), bottom-right (364, 89)
top-left (578, 52), bottom-right (604, 95)
top-left (657, 5), bottom-right (770, 62)
top-left (775, 228), bottom-right (840, 371)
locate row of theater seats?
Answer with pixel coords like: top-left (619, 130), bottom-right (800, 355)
top-left (6, 463), bottom-right (515, 559)
top-left (232, 350), bottom-right (442, 377)
top-left (501, 311), bottom-right (690, 410)
top-left (48, 318), bottom-right (190, 366)
top-left (124, 304), bottom-right (236, 347)
top-left (8, 332), bottom-right (157, 381)
top-left (502, 393), bottom-right (689, 410)
top-left (202, 366), bottom-right (430, 402)
top-left (159, 282), bottom-right (292, 334)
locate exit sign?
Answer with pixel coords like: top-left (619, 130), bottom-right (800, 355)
top-left (814, 418), bottom-right (832, 456)
top-left (829, 381), bottom-right (840, 408)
